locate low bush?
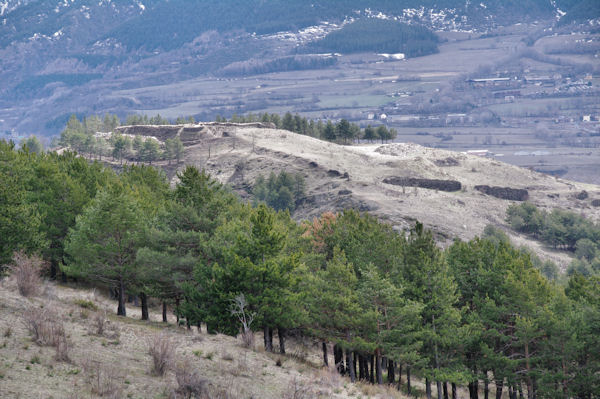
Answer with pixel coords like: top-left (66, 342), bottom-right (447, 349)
top-left (74, 299), bottom-right (98, 310)
top-left (148, 333), bottom-right (177, 376)
top-left (173, 360), bottom-right (208, 398)
top-left (9, 251), bottom-right (44, 297)
top-left (22, 306), bottom-right (70, 362)
top-left (83, 359), bottom-right (122, 398)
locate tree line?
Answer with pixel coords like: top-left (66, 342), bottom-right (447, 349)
top-left (1, 140), bottom-right (598, 398)
top-left (58, 115), bottom-right (184, 165)
top-left (55, 112), bottom-right (397, 155)
top-left (221, 112), bottom-right (398, 144)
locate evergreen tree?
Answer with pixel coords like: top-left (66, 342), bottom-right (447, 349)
top-left (0, 140), bottom-right (46, 268)
top-left (323, 120), bottom-right (336, 141)
top-left (21, 136), bottom-right (43, 154)
top-left (363, 125), bottom-right (377, 143)
top-left (63, 185), bottom-right (146, 316)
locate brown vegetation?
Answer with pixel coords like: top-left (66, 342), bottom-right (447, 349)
top-left (149, 332), bottom-right (177, 376)
top-left (9, 251), bottom-right (44, 297)
top-left (22, 305), bottom-right (70, 361)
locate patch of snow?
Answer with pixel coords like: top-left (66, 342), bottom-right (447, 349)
top-left (260, 19), bottom-right (352, 44)
top-left (134, 0), bottom-right (145, 11)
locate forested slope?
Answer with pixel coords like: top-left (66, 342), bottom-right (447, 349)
top-left (2, 136), bottom-right (600, 398)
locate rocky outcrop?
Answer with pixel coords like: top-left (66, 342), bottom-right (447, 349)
top-left (433, 157), bottom-right (460, 167)
top-left (575, 190), bottom-right (589, 200)
top-left (383, 177), bottom-right (462, 192)
top-left (474, 185), bottom-right (528, 201)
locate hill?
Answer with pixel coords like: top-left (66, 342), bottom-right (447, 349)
top-left (105, 123), bottom-right (600, 270)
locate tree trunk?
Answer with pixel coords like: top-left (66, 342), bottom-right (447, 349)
top-left (407, 366), bottom-right (411, 395)
top-left (375, 349), bottom-right (383, 385)
top-left (359, 354), bottom-right (365, 380)
top-left (50, 259), bottom-right (57, 280)
top-left (346, 350), bottom-right (356, 382)
top-left (426, 377), bottom-right (432, 399)
top-left (495, 379), bottom-right (503, 399)
top-left (443, 382), bottom-right (449, 399)
top-left (322, 342), bottom-right (328, 367)
top-left (397, 363), bottom-right (402, 390)
top-left (278, 327), bottom-right (286, 354)
top-left (117, 280), bottom-right (126, 316)
top-left (369, 354), bottom-right (375, 384)
top-left (334, 344), bottom-right (344, 374)
top-left (197, 321), bottom-right (201, 333)
top-left (387, 359), bottom-right (395, 384)
top-left (162, 301), bottom-right (167, 323)
top-left (353, 351), bottom-right (357, 378)
top-left (484, 379), bottom-right (489, 399)
top-left (263, 326), bottom-right (273, 352)
top-left (175, 297), bottom-right (180, 324)
top-left (452, 383), bottom-right (457, 399)
top-left (518, 383), bottom-right (524, 399)
top-left (470, 380), bottom-right (480, 399)
top-left (437, 381), bottom-right (443, 399)
top-left (140, 292), bottom-right (149, 320)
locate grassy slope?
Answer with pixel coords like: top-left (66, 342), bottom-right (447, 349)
top-left (0, 277), bottom-right (413, 399)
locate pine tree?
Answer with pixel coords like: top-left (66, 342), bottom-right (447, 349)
top-left (63, 185), bottom-right (146, 316)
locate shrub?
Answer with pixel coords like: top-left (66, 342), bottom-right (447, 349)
top-left (148, 333), bottom-right (177, 376)
top-left (22, 306), bottom-right (70, 362)
top-left (173, 360), bottom-right (208, 399)
top-left (23, 307), bottom-right (61, 346)
top-left (83, 360), bottom-right (122, 398)
top-left (283, 377), bottom-right (313, 399)
top-left (239, 330), bottom-right (255, 350)
top-left (93, 311), bottom-right (107, 336)
top-left (9, 251), bottom-right (44, 297)
top-left (74, 299), bottom-right (98, 310)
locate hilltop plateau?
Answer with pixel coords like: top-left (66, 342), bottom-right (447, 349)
top-left (93, 123), bottom-right (600, 270)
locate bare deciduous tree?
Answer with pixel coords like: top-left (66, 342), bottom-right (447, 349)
top-left (230, 294), bottom-right (255, 348)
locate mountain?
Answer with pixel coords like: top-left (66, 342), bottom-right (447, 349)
top-left (0, 0), bottom-right (598, 137)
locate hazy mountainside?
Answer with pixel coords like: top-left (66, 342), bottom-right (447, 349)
top-left (93, 123), bottom-right (600, 270)
top-left (0, 0), bottom-right (598, 137)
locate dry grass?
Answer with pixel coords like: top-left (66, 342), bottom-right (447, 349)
top-left (9, 251), bottom-right (44, 297)
top-left (148, 332), bottom-right (177, 376)
top-left (1, 279), bottom-right (420, 399)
